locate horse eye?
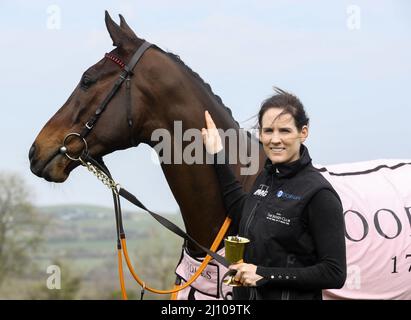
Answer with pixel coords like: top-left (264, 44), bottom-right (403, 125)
top-left (80, 75), bottom-right (94, 89)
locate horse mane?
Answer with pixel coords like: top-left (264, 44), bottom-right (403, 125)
top-left (153, 45), bottom-right (239, 127)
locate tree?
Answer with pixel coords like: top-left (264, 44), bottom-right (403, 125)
top-left (0, 172), bottom-right (46, 287)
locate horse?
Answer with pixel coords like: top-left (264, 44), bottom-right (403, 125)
top-left (29, 11), bottom-right (265, 296)
top-left (29, 12), bottom-right (411, 300)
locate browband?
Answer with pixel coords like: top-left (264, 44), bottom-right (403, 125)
top-left (105, 52), bottom-right (126, 68)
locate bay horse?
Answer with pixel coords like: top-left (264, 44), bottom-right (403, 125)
top-left (29, 11), bottom-right (265, 290)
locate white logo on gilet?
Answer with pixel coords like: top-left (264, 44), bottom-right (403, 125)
top-left (253, 184), bottom-right (269, 197)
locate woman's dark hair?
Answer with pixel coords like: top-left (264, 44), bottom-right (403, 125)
top-left (257, 87), bottom-right (309, 131)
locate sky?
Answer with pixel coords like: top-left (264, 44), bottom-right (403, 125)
top-left (0, 0), bottom-right (410, 213)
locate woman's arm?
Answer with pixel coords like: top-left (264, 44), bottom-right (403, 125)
top-left (213, 150), bottom-right (248, 221)
top-left (202, 110), bottom-right (248, 221)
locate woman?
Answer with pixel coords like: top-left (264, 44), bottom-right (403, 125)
top-left (202, 87), bottom-right (346, 300)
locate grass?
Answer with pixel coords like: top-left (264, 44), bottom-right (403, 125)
top-left (0, 204), bottom-right (185, 299)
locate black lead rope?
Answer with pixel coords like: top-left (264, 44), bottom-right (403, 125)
top-left (84, 155), bottom-right (234, 300)
top-left (118, 187), bottom-right (230, 268)
top-left (119, 183), bottom-right (236, 300)
top-left (83, 155), bottom-right (231, 269)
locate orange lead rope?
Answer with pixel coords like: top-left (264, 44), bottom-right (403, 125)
top-left (117, 217), bottom-right (231, 300)
top-left (117, 249), bottom-right (128, 300)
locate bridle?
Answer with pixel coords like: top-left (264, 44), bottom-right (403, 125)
top-left (58, 41), bottom-right (234, 299)
top-left (59, 41), bottom-right (153, 160)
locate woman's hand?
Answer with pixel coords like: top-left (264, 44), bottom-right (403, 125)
top-left (201, 110), bottom-right (223, 155)
top-left (230, 262), bottom-right (263, 286)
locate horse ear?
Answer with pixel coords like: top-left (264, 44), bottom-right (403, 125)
top-left (105, 11), bottom-right (124, 47)
top-left (119, 14), bottom-right (138, 40)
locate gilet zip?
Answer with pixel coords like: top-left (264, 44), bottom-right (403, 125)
top-left (242, 200), bottom-right (260, 237)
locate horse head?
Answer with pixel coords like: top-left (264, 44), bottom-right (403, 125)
top-left (30, 12), bottom-right (168, 181)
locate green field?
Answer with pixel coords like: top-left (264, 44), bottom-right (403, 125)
top-left (0, 204), bottom-right (185, 300)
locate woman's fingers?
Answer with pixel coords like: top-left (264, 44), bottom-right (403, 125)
top-left (234, 270), bottom-right (249, 286)
top-left (243, 279), bottom-right (253, 286)
top-left (205, 110), bottom-right (217, 129)
top-left (202, 110), bottom-right (223, 154)
top-left (230, 263), bottom-right (244, 283)
top-left (201, 128), bottom-right (207, 139)
top-left (230, 263), bottom-right (260, 286)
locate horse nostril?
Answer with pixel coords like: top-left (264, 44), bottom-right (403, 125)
top-left (29, 143), bottom-right (36, 160)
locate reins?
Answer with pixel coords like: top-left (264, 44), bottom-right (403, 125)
top-left (59, 41), bottom-right (232, 299)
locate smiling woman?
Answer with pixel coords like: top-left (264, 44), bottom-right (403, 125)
top-left (258, 88), bottom-right (309, 164)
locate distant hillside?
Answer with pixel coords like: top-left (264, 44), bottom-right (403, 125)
top-left (2, 203), bottom-right (187, 299)
top-left (38, 204), bottom-right (178, 221)
top-left (36, 204), bottom-right (185, 243)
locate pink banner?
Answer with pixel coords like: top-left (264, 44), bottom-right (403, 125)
top-left (317, 160), bottom-right (411, 300)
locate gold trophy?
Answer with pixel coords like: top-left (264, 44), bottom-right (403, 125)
top-left (223, 235), bottom-right (250, 286)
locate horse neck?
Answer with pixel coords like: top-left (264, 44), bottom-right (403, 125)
top-left (136, 52), bottom-right (243, 253)
top-left (159, 103), bottom-right (241, 254)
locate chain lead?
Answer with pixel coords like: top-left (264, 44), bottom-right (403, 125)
top-left (79, 158), bottom-right (120, 194)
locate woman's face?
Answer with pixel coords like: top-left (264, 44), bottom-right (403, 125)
top-left (259, 108), bottom-right (308, 164)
